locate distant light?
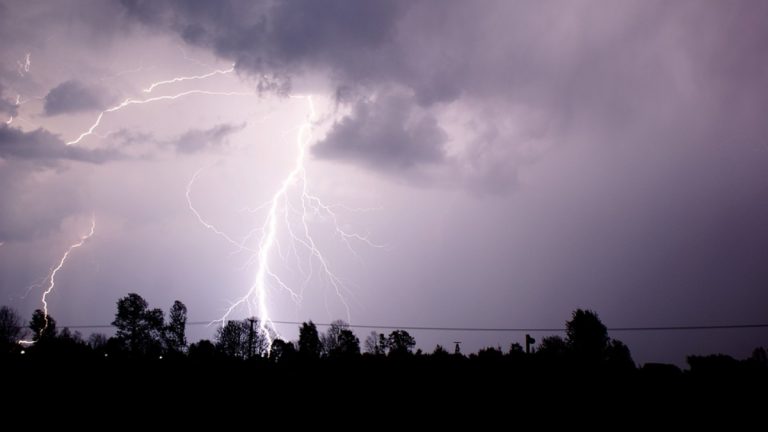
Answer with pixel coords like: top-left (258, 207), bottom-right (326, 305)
top-left (158, 355), bottom-right (163, 360)
top-left (104, 353), bottom-right (108, 358)
top-left (20, 350), bottom-right (25, 355)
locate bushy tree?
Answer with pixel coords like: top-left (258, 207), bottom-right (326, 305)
top-left (29, 309), bottom-right (56, 342)
top-left (321, 320), bottom-right (360, 358)
top-left (387, 330), bottom-right (416, 356)
top-left (364, 331), bottom-right (385, 355)
top-left (112, 293), bottom-right (164, 356)
top-left (566, 309), bottom-right (608, 362)
top-left (298, 321), bottom-right (321, 360)
top-left (215, 318), bottom-right (269, 359)
top-left (0, 306), bottom-right (23, 353)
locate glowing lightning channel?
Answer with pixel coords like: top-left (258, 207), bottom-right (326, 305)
top-left (66, 89), bottom-right (252, 146)
top-left (39, 217), bottom-right (96, 335)
top-left (142, 64), bottom-right (235, 93)
top-left (212, 96), bottom-right (382, 352)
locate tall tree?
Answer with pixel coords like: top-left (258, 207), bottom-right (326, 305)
top-left (215, 320), bottom-right (247, 359)
top-left (214, 318), bottom-right (268, 359)
top-left (565, 309), bottom-right (608, 362)
top-left (321, 320), bottom-right (359, 358)
top-left (387, 330), bottom-right (416, 356)
top-left (298, 321), bottom-right (321, 360)
top-left (0, 306), bottom-right (23, 352)
top-left (269, 338), bottom-right (297, 363)
top-left (165, 300), bottom-right (188, 354)
top-left (363, 331), bottom-right (383, 355)
top-left (29, 309), bottom-right (56, 342)
top-left (112, 293), bottom-right (164, 356)
top-left (335, 329), bottom-right (360, 358)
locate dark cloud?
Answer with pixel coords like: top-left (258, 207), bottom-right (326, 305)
top-left (0, 124), bottom-right (122, 164)
top-left (118, 1), bottom-right (768, 188)
top-left (174, 122), bottom-right (246, 154)
top-left (313, 91), bottom-right (445, 170)
top-left (43, 80), bottom-right (113, 116)
top-left (121, 0), bottom-right (407, 80)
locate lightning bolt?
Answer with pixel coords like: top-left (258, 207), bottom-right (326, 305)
top-left (65, 89), bottom-right (253, 146)
top-left (58, 62), bottom-right (380, 354)
top-left (186, 167), bottom-right (258, 253)
top-left (142, 64), bottom-right (235, 93)
top-left (39, 217), bottom-right (96, 335)
top-left (198, 96), bottom-right (382, 353)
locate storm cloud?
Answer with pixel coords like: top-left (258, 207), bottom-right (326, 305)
top-left (43, 80), bottom-right (114, 116)
top-left (0, 125), bottom-right (122, 165)
top-left (120, 1), bottom-right (768, 188)
top-left (313, 91), bottom-right (446, 170)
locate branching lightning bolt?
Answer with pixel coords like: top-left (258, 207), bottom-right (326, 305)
top-left (56, 61), bottom-right (381, 355)
top-left (38, 217), bottom-right (96, 335)
top-left (197, 96), bottom-right (383, 353)
top-left (66, 89), bottom-right (252, 146)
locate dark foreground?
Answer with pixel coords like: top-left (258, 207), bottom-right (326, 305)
top-left (5, 355), bottom-right (766, 422)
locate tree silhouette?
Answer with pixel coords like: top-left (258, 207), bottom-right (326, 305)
top-left (565, 309), bottom-right (608, 362)
top-left (432, 344), bottom-right (449, 357)
top-left (214, 318), bottom-right (268, 359)
top-left (215, 320), bottom-right (247, 359)
top-left (188, 339), bottom-right (217, 361)
top-left (604, 339), bottom-right (635, 370)
top-left (270, 338), bottom-right (297, 363)
top-left (364, 331), bottom-right (385, 355)
top-left (243, 318), bottom-right (269, 358)
top-left (387, 330), bottom-right (415, 356)
top-left (0, 306), bottom-right (22, 353)
top-left (29, 309), bottom-right (56, 342)
top-left (321, 320), bottom-right (360, 358)
top-left (298, 321), bottom-right (321, 360)
top-left (165, 300), bottom-right (188, 354)
top-left (112, 293), bottom-right (164, 356)
top-left (537, 335), bottom-right (568, 357)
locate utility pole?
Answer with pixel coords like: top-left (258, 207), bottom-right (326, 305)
top-left (248, 318), bottom-right (255, 359)
top-left (453, 341), bottom-right (462, 355)
top-left (525, 334), bottom-right (536, 354)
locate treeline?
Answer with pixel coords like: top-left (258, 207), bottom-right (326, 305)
top-left (1, 292), bottom-right (767, 379)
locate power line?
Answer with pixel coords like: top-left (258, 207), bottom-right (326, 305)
top-left (21, 321), bottom-right (768, 332)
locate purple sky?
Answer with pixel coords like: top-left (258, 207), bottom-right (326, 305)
top-left (1, 0), bottom-right (767, 365)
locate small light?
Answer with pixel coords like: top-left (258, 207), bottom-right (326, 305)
top-left (158, 355), bottom-right (163, 360)
top-left (104, 353), bottom-right (108, 358)
top-left (20, 350), bottom-right (25, 355)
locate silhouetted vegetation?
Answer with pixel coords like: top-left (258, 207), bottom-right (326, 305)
top-left (1, 298), bottom-right (766, 401)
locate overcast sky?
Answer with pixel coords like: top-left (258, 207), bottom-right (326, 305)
top-left (1, 0), bottom-right (766, 365)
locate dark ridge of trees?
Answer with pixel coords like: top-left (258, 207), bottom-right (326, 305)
top-left (0, 299), bottom-right (766, 391)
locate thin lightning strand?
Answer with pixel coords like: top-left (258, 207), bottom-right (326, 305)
top-left (66, 90), bottom-right (253, 145)
top-left (142, 64), bottom-right (235, 93)
top-left (39, 217), bottom-right (96, 335)
top-left (186, 167), bottom-right (257, 253)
